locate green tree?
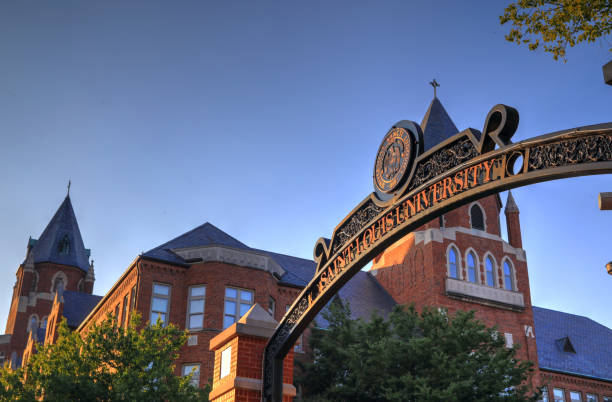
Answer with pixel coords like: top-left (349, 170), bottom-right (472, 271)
top-left (0, 314), bottom-right (209, 401)
top-left (298, 301), bottom-right (539, 402)
top-left (500, 0), bottom-right (612, 61)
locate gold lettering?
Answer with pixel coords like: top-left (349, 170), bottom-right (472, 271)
top-left (442, 177), bottom-right (454, 199)
top-left (403, 199), bottom-right (416, 219)
top-left (454, 171), bottom-right (464, 191)
top-left (395, 206), bottom-right (405, 224)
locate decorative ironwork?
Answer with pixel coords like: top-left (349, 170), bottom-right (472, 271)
top-left (528, 134), bottom-right (612, 170)
top-left (330, 200), bottom-right (383, 255)
top-left (262, 103), bottom-right (612, 402)
top-left (408, 137), bottom-right (478, 191)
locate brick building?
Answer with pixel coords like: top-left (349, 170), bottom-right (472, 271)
top-left (2, 96), bottom-right (611, 401)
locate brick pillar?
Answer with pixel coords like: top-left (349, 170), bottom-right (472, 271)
top-left (209, 304), bottom-right (295, 402)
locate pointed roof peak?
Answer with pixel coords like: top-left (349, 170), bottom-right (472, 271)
top-left (505, 191), bottom-right (519, 213)
top-left (31, 195), bottom-right (90, 272)
top-left (420, 97), bottom-right (459, 152)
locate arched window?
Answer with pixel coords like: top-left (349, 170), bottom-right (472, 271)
top-left (503, 260), bottom-right (515, 290)
top-left (470, 204), bottom-right (485, 231)
top-left (28, 316), bottom-right (38, 333)
top-left (53, 277), bottom-right (65, 295)
top-left (58, 235), bottom-right (70, 254)
top-left (448, 247), bottom-right (459, 279)
top-left (41, 316), bottom-right (48, 329)
top-left (485, 256), bottom-right (495, 287)
top-left (77, 279), bottom-right (84, 293)
top-left (467, 252), bottom-right (477, 283)
top-left (30, 271), bottom-right (39, 292)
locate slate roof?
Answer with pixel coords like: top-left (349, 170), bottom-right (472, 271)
top-left (420, 97), bottom-right (459, 152)
top-left (316, 271), bottom-right (397, 329)
top-left (31, 196), bottom-right (90, 272)
top-left (61, 291), bottom-right (103, 328)
top-left (142, 222), bottom-right (316, 287)
top-left (533, 306), bottom-right (612, 381)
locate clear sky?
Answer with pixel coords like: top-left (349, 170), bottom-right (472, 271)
top-left (1, 1), bottom-right (610, 331)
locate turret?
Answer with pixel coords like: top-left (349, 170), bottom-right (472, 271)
top-left (504, 191), bottom-right (522, 249)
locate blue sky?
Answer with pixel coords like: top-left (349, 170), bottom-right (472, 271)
top-left (1, 1), bottom-right (610, 330)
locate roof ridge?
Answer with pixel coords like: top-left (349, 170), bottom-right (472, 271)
top-left (146, 221), bottom-right (249, 252)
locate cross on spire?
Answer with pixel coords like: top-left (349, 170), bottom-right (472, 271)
top-left (67, 180), bottom-right (71, 197)
top-left (429, 79), bottom-right (440, 98)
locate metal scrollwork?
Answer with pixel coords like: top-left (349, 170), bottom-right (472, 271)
top-left (331, 201), bottom-right (383, 255)
top-left (528, 134), bottom-right (612, 170)
top-left (408, 138), bottom-right (478, 191)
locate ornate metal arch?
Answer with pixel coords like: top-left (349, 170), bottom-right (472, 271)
top-left (262, 104), bottom-right (612, 401)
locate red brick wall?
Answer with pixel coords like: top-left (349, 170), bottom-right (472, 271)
top-left (540, 370), bottom-right (612, 401)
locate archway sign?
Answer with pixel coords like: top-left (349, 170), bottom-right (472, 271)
top-left (262, 104), bottom-right (612, 401)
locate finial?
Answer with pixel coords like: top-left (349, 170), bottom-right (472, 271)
top-left (429, 79), bottom-right (440, 98)
top-left (67, 180), bottom-right (71, 197)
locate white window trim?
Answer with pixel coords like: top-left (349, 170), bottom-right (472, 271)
top-left (150, 282), bottom-right (171, 327)
top-left (186, 285), bottom-right (206, 331)
top-left (220, 346), bottom-right (232, 379)
top-left (446, 244), bottom-right (461, 280)
top-left (182, 363), bottom-right (201, 387)
top-left (224, 287), bottom-right (254, 329)
top-left (483, 252), bottom-right (498, 288)
top-left (468, 201), bottom-right (487, 232)
top-left (502, 258), bottom-right (518, 291)
top-left (464, 248), bottom-right (480, 284)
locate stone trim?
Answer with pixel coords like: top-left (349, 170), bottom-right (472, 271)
top-left (209, 376), bottom-right (296, 400)
top-left (0, 334), bottom-right (11, 344)
top-left (172, 245), bottom-right (286, 279)
top-left (446, 277), bottom-right (524, 309)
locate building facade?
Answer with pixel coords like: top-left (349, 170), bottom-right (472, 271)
top-left (2, 97), bottom-right (611, 401)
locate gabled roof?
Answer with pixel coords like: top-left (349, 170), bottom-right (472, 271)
top-left (420, 97), bottom-right (459, 152)
top-left (316, 271), bottom-right (397, 329)
top-left (31, 196), bottom-right (90, 272)
top-left (533, 306), bottom-right (612, 381)
top-left (61, 291), bottom-right (103, 328)
top-left (142, 222), bottom-right (316, 287)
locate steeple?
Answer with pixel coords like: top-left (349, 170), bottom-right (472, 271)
top-left (420, 97), bottom-right (459, 152)
top-left (504, 191), bottom-right (522, 248)
top-left (30, 195), bottom-right (91, 272)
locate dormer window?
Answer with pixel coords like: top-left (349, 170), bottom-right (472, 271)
top-left (58, 235), bottom-right (70, 254)
top-left (470, 204), bottom-right (485, 231)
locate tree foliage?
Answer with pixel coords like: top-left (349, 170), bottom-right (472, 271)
top-left (0, 314), bottom-right (209, 401)
top-left (500, 0), bottom-right (612, 61)
top-left (298, 301), bottom-right (539, 402)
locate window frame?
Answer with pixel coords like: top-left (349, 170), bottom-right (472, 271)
top-left (586, 394), bottom-right (598, 402)
top-left (223, 287), bottom-right (254, 329)
top-left (268, 296), bottom-right (276, 317)
top-left (447, 245), bottom-right (460, 279)
top-left (466, 250), bottom-right (479, 284)
top-left (485, 254), bottom-right (497, 287)
top-left (569, 391), bottom-right (582, 402)
top-left (503, 258), bottom-right (516, 291)
top-left (122, 294), bottom-right (129, 328)
top-left (150, 282), bottom-right (171, 327)
top-left (186, 285), bottom-right (206, 331)
top-left (182, 363), bottom-right (201, 387)
top-left (553, 388), bottom-right (566, 402)
top-left (469, 202), bottom-right (486, 231)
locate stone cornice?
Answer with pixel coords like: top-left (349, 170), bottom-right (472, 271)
top-left (172, 245), bottom-right (286, 278)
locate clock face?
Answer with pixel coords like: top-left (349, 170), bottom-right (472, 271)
top-left (374, 127), bottom-right (415, 194)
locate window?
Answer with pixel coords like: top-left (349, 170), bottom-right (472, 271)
top-left (504, 332), bottom-right (513, 348)
top-left (77, 279), bottom-right (84, 292)
top-left (122, 295), bottom-right (129, 328)
top-left (129, 286), bottom-right (137, 322)
top-left (52, 277), bottom-right (65, 295)
top-left (439, 215), bottom-right (445, 228)
top-left (467, 252), bottom-right (478, 283)
top-left (223, 287), bottom-right (253, 329)
top-left (40, 316), bottom-right (47, 329)
top-left (114, 304), bottom-right (120, 323)
top-left (150, 283), bottom-right (171, 326)
top-left (602, 397), bottom-right (611, 402)
top-left (503, 260), bottom-right (515, 290)
top-left (586, 394), bottom-right (598, 402)
top-left (58, 235), bottom-right (70, 254)
top-left (187, 285), bottom-right (206, 330)
top-left (541, 387), bottom-right (549, 402)
top-left (220, 346), bottom-right (231, 379)
top-left (28, 316), bottom-right (38, 333)
top-left (570, 392), bottom-right (582, 402)
top-left (554, 388), bottom-right (566, 402)
top-left (485, 256), bottom-right (495, 287)
top-left (268, 296), bottom-right (276, 317)
top-left (182, 363), bottom-right (200, 387)
top-left (30, 272), bottom-right (39, 292)
top-left (448, 247), bottom-right (459, 279)
top-left (470, 204), bottom-right (485, 230)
